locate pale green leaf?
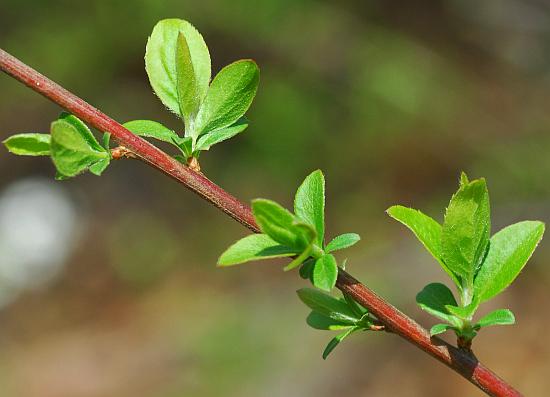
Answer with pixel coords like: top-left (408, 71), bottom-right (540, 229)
top-left (325, 233), bottom-right (360, 253)
top-left (175, 32), bottom-right (200, 123)
top-left (123, 120), bottom-right (179, 144)
top-left (59, 113), bottom-right (104, 152)
top-left (3, 133), bottom-right (51, 156)
top-left (474, 309), bottom-right (515, 329)
top-left (306, 312), bottom-right (354, 331)
top-left (89, 158), bottom-right (110, 176)
top-left (218, 234), bottom-right (297, 266)
top-left (313, 254), bottom-right (338, 291)
top-left (194, 118), bottom-right (248, 151)
top-left (430, 323), bottom-right (454, 336)
top-left (294, 170), bottom-right (325, 246)
top-left (297, 288), bottom-right (359, 323)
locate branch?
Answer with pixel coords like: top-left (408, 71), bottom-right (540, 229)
top-left (0, 48), bottom-right (522, 397)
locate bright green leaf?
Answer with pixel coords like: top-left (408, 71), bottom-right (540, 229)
top-left (306, 312), bottom-right (354, 331)
top-left (322, 326), bottom-right (358, 359)
top-left (175, 32), bottom-right (200, 123)
top-left (294, 170), bottom-right (325, 246)
top-left (3, 133), bottom-right (51, 156)
top-left (89, 158), bottom-right (110, 176)
top-left (313, 254), bottom-right (338, 291)
top-left (194, 118), bottom-right (248, 151)
top-left (325, 233), bottom-right (360, 253)
top-left (145, 19), bottom-right (211, 116)
top-left (474, 309), bottom-right (515, 329)
top-left (416, 283), bottom-right (460, 325)
top-left (430, 323), bottom-right (454, 336)
top-left (218, 234), bottom-right (297, 266)
top-left (123, 120), bottom-right (179, 144)
top-left (194, 60), bottom-right (259, 135)
top-left (297, 288), bottom-right (359, 323)
top-left (474, 221), bottom-right (545, 302)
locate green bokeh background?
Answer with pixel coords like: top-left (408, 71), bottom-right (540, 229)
top-left (1, 1), bottom-right (550, 395)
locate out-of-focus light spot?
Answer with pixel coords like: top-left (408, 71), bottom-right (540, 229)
top-left (0, 178), bottom-right (78, 307)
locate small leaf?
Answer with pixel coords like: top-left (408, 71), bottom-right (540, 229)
top-left (145, 19), bottom-right (211, 116)
top-left (416, 283), bottom-right (459, 325)
top-left (89, 158), bottom-right (110, 176)
top-left (102, 132), bottom-right (111, 154)
top-left (283, 244), bottom-right (312, 271)
top-left (3, 133), bottom-right (51, 156)
top-left (445, 300), bottom-right (478, 320)
top-left (297, 288), bottom-right (359, 323)
top-left (251, 199), bottom-right (315, 250)
top-left (194, 118), bottom-right (248, 151)
top-left (474, 221), bottom-right (545, 302)
top-left (299, 258), bottom-right (315, 280)
top-left (218, 234), bottom-right (297, 266)
top-left (59, 113), bottom-right (104, 152)
top-left (294, 170), bottom-right (325, 246)
top-left (313, 254), bottom-right (338, 291)
top-left (194, 60), bottom-right (259, 135)
top-left (430, 323), bottom-right (454, 336)
top-left (306, 312), bottom-right (353, 331)
top-left (343, 293), bottom-right (368, 317)
top-left (175, 32), bottom-right (200, 123)
top-left (474, 309), bottom-right (515, 329)
top-left (442, 178), bottom-right (490, 286)
top-left (325, 233), bottom-right (360, 253)
top-left (50, 119), bottom-right (109, 177)
top-left (387, 205), bottom-right (460, 287)
top-left (123, 120), bottom-right (179, 144)
top-left (173, 136), bottom-right (193, 158)
top-left (322, 326), bottom-right (358, 359)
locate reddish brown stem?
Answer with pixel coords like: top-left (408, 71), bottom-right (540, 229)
top-left (0, 48), bottom-right (522, 397)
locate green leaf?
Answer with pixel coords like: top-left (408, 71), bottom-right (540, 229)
top-left (445, 299), bottom-right (478, 320)
top-left (474, 309), bottom-right (515, 329)
top-left (306, 312), bottom-right (354, 331)
top-left (50, 119), bottom-right (109, 177)
top-left (294, 170), bottom-right (325, 246)
top-left (123, 120), bottom-right (179, 144)
top-left (175, 32), bottom-right (201, 123)
top-left (299, 258), bottom-right (315, 280)
top-left (194, 60), bottom-right (259, 136)
top-left (474, 221), bottom-right (545, 302)
top-left (442, 178), bottom-right (490, 285)
top-left (218, 234), bottom-right (297, 266)
top-left (343, 293), bottom-right (368, 317)
top-left (251, 199), bottom-right (315, 250)
top-left (89, 158), bottom-right (110, 176)
top-left (173, 136), bottom-right (193, 158)
top-left (416, 283), bottom-right (459, 325)
top-left (325, 233), bottom-right (360, 253)
top-left (387, 205), bottom-right (460, 287)
top-left (194, 118), bottom-right (248, 151)
top-left (297, 288), bottom-right (359, 323)
top-left (59, 113), bottom-right (104, 152)
top-left (322, 326), bottom-right (358, 359)
top-left (3, 133), bottom-right (51, 156)
top-left (283, 244), bottom-right (312, 272)
top-left (312, 254), bottom-right (338, 291)
top-left (145, 19), bottom-right (210, 117)
top-left (430, 323), bottom-right (454, 336)
top-left (102, 132), bottom-right (111, 154)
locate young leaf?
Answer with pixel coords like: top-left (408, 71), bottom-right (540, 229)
top-left (294, 170), bottom-right (325, 246)
top-left (297, 288), bottom-right (359, 323)
top-left (313, 254), bottom-right (338, 291)
top-left (123, 120), bottom-right (179, 144)
top-left (283, 245), bottom-right (312, 271)
top-left (89, 158), bottom-right (110, 176)
top-left (3, 133), bottom-right (51, 156)
top-left (306, 312), bottom-right (354, 331)
top-left (50, 119), bottom-right (109, 177)
top-left (322, 326), bottom-right (358, 359)
top-left (299, 258), bottom-right (315, 280)
top-left (474, 221), bottom-right (545, 302)
top-left (59, 113), bottom-right (104, 152)
top-left (416, 283), bottom-right (459, 325)
top-left (445, 300), bottom-right (478, 320)
top-left (218, 234), bottom-right (297, 266)
top-left (474, 309), bottom-right (515, 330)
top-left (194, 118), bottom-right (248, 151)
top-left (194, 60), bottom-right (259, 136)
top-left (387, 205), bottom-right (460, 287)
top-left (173, 136), bottom-right (193, 158)
top-left (102, 132), bottom-right (111, 154)
top-left (442, 178), bottom-right (490, 285)
top-left (325, 233), bottom-right (360, 253)
top-left (145, 19), bottom-right (210, 116)
top-left (251, 199), bottom-right (315, 250)
top-left (175, 32), bottom-right (200, 123)
top-left (430, 323), bottom-right (454, 336)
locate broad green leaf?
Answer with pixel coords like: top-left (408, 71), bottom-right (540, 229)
top-left (325, 233), bottom-right (360, 253)
top-left (218, 234), bottom-right (297, 266)
top-left (387, 205), bottom-right (460, 287)
top-left (145, 19), bottom-right (211, 116)
top-left (442, 178), bottom-right (490, 285)
top-left (89, 158), bottom-right (110, 176)
top-left (474, 309), bottom-right (515, 329)
top-left (123, 120), bottom-right (179, 144)
top-left (322, 326), bottom-right (358, 359)
top-left (194, 60), bottom-right (259, 135)
top-left (294, 170), bottom-right (325, 246)
top-left (313, 254), bottom-right (338, 291)
top-left (251, 199), bottom-right (315, 250)
top-left (474, 221), bottom-right (545, 302)
top-left (175, 32), bottom-right (200, 123)
top-left (50, 119), bottom-right (108, 177)
top-left (297, 288), bottom-right (359, 323)
top-left (59, 113), bottom-right (104, 152)
top-left (306, 312), bottom-right (354, 331)
top-left (416, 283), bottom-right (459, 325)
top-left (3, 133), bottom-right (51, 156)
top-left (194, 118), bottom-right (248, 151)
top-left (430, 323), bottom-right (454, 336)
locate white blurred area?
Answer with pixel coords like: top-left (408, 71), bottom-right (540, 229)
top-left (0, 178), bottom-right (78, 307)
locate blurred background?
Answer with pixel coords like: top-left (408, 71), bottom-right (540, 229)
top-left (1, 0), bottom-right (550, 395)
